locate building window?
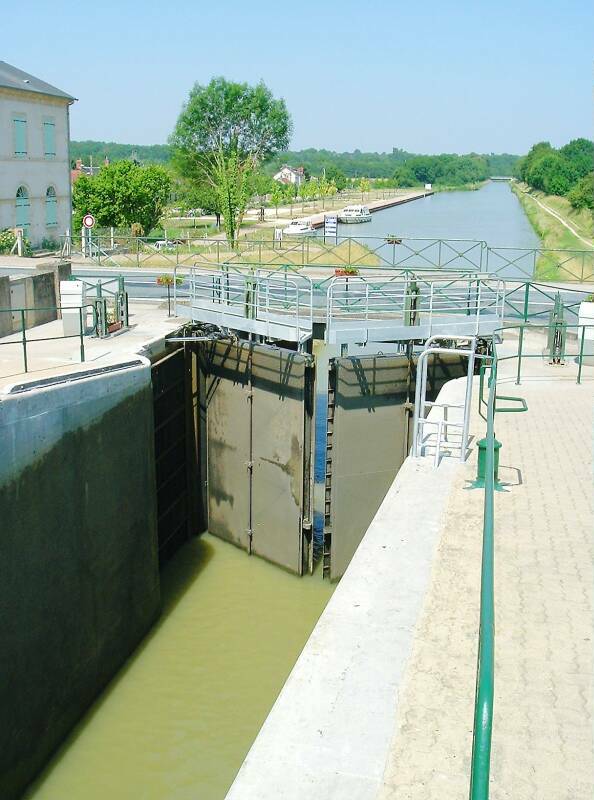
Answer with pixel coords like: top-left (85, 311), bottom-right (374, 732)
top-left (13, 115), bottom-right (27, 158)
top-left (45, 186), bottom-right (58, 227)
top-left (16, 186), bottom-right (30, 228)
top-left (43, 119), bottom-right (56, 158)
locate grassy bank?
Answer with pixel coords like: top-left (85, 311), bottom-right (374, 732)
top-left (512, 182), bottom-right (594, 281)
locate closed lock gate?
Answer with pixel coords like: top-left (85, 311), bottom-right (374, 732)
top-left (323, 350), bottom-right (470, 580)
top-left (197, 339), bottom-right (315, 575)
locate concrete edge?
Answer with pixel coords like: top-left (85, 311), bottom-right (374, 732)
top-left (225, 451), bottom-right (463, 799)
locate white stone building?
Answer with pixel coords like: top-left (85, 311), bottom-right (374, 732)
top-left (273, 165), bottom-right (305, 187)
top-left (0, 61), bottom-right (75, 248)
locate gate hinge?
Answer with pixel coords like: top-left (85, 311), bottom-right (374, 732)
top-left (245, 461), bottom-right (253, 472)
top-left (301, 518), bottom-right (312, 532)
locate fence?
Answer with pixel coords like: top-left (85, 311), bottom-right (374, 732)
top-left (60, 233), bottom-right (594, 282)
top-left (0, 304), bottom-right (95, 375)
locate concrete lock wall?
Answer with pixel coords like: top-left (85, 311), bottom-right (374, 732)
top-left (0, 262), bottom-right (71, 336)
top-left (0, 360), bottom-right (160, 800)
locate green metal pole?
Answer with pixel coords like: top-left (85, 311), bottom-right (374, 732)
top-left (469, 362), bottom-right (496, 800)
top-left (79, 307), bottom-right (85, 363)
top-left (516, 325), bottom-right (524, 385)
top-left (577, 325), bottom-right (585, 384)
top-left (21, 309), bottom-right (28, 373)
top-left (522, 282), bottom-right (530, 322)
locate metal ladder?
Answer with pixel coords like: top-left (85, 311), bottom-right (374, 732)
top-left (411, 335), bottom-right (478, 466)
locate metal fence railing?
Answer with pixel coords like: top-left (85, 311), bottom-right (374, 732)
top-left (60, 234), bottom-right (594, 282)
top-left (0, 304), bottom-right (95, 374)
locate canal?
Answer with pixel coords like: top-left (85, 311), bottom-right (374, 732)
top-left (338, 180), bottom-right (541, 249)
top-left (24, 179), bottom-right (538, 800)
top-left (25, 535), bottom-right (334, 800)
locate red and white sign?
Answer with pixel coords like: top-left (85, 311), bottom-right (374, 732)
top-left (82, 213), bottom-right (96, 229)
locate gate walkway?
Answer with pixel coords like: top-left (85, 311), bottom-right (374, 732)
top-left (225, 331), bottom-right (593, 799)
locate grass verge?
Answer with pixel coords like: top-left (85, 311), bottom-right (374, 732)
top-left (511, 182), bottom-right (594, 282)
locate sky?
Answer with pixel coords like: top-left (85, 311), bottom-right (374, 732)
top-left (4, 0), bottom-right (593, 155)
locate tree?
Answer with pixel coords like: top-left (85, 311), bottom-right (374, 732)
top-left (270, 182), bottom-right (284, 217)
top-left (359, 177), bottom-right (371, 201)
top-left (324, 165), bottom-right (347, 191)
top-left (170, 77), bottom-right (292, 246)
top-left (567, 173), bottom-right (594, 210)
top-left (72, 161), bottom-right (171, 233)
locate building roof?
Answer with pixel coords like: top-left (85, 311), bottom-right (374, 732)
top-left (0, 61), bottom-right (76, 102)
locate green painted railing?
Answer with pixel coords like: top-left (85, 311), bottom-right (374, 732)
top-left (0, 304), bottom-right (96, 375)
top-left (469, 354), bottom-right (497, 799)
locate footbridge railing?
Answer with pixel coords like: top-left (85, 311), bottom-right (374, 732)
top-left (61, 233), bottom-right (594, 282)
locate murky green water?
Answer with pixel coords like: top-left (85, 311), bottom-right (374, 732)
top-left (25, 534), bottom-right (334, 800)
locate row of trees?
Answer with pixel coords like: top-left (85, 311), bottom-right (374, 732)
top-left (71, 140), bottom-right (520, 182)
top-left (392, 154), bottom-right (490, 187)
top-left (516, 138), bottom-right (593, 209)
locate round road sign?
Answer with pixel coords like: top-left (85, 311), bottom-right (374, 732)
top-left (82, 213), bottom-right (96, 229)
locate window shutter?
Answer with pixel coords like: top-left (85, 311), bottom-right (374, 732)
top-left (43, 120), bottom-right (56, 158)
top-left (46, 188), bottom-right (58, 227)
top-left (13, 116), bottom-right (27, 158)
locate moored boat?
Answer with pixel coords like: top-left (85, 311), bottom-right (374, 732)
top-left (338, 205), bottom-right (372, 223)
top-left (282, 218), bottom-right (316, 235)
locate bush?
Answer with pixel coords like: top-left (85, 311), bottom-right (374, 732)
top-left (567, 174), bottom-right (594, 211)
top-left (0, 229), bottom-right (33, 256)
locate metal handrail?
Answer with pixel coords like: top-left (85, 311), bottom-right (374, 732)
top-left (469, 354), bottom-right (497, 799)
top-left (0, 303), bottom-right (97, 374)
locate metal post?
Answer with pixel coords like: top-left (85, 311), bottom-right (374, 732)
top-left (577, 325), bottom-right (585, 384)
top-left (79, 307), bottom-right (85, 363)
top-left (460, 339), bottom-right (477, 462)
top-left (21, 309), bottom-right (28, 373)
top-left (516, 325), bottom-right (524, 385)
top-left (522, 282), bottom-right (530, 322)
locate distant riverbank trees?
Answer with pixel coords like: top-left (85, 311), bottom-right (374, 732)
top-left (390, 154), bottom-right (490, 188)
top-left (70, 141), bottom-right (520, 183)
top-left (169, 77), bottom-right (291, 245)
top-left (516, 138), bottom-right (593, 209)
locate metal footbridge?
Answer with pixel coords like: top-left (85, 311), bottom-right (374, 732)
top-left (176, 267), bottom-right (505, 346)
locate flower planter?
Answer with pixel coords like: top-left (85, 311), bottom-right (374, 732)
top-left (107, 321), bottom-right (122, 334)
top-left (334, 268), bottom-right (359, 277)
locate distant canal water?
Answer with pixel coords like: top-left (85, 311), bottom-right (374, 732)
top-left (337, 180), bottom-right (541, 250)
top-left (26, 535), bottom-right (334, 800)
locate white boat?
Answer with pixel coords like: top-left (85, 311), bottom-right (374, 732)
top-left (338, 205), bottom-right (372, 223)
top-left (282, 218), bottom-right (316, 236)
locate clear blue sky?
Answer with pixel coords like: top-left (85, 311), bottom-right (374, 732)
top-left (7, 0), bottom-right (593, 154)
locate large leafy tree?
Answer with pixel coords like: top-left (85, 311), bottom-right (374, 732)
top-left (170, 77), bottom-right (292, 245)
top-left (72, 160), bottom-right (171, 233)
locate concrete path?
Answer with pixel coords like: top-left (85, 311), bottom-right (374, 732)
top-left (0, 302), bottom-right (182, 390)
top-left (381, 357), bottom-right (594, 798)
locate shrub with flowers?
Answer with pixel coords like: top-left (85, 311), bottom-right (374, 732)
top-left (0, 229), bottom-right (32, 256)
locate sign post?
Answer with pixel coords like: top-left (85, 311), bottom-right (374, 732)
top-left (82, 213), bottom-right (95, 258)
top-left (324, 214), bottom-right (338, 244)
